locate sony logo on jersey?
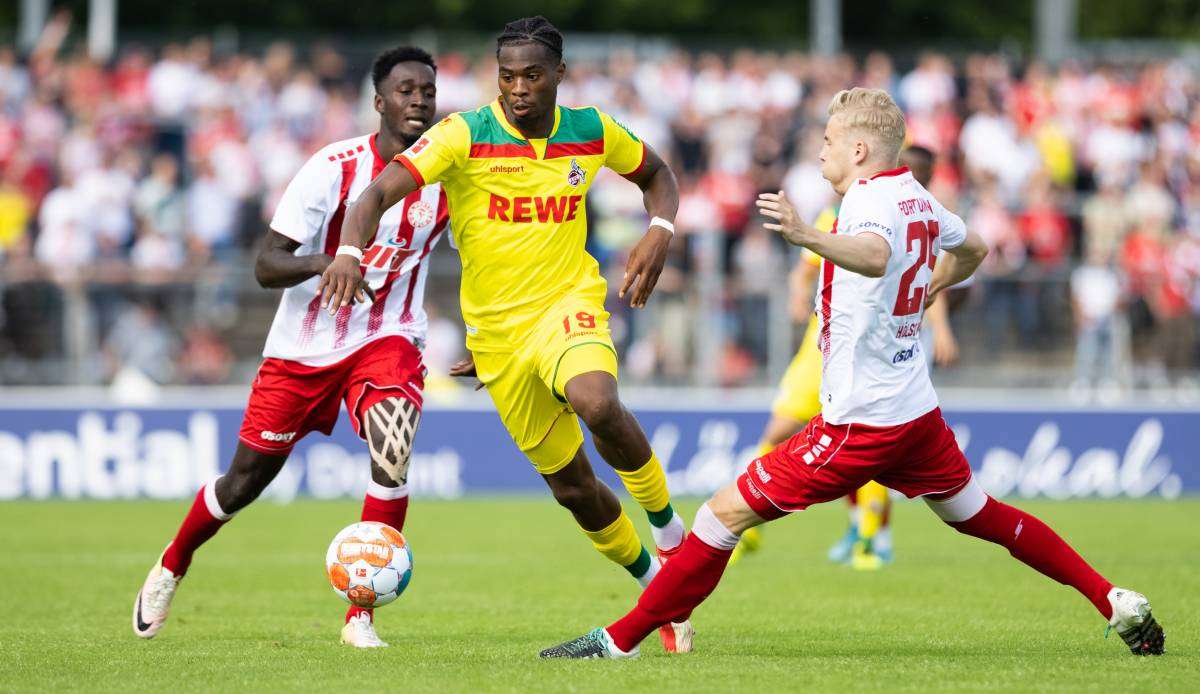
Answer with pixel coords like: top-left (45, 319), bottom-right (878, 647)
top-left (855, 220), bottom-right (894, 237)
top-left (487, 194), bottom-right (582, 224)
top-left (891, 344), bottom-right (920, 364)
top-left (260, 430), bottom-right (297, 443)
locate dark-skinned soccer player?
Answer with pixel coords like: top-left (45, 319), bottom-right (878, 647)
top-left (319, 16), bottom-right (695, 652)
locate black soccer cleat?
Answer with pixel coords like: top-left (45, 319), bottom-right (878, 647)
top-left (539, 628), bottom-right (638, 659)
top-left (1117, 614), bottom-right (1165, 656)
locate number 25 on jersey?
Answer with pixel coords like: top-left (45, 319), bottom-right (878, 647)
top-left (893, 219), bottom-right (940, 317)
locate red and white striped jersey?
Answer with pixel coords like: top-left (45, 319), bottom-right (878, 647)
top-left (817, 166), bottom-right (966, 426)
top-left (263, 133), bottom-right (450, 366)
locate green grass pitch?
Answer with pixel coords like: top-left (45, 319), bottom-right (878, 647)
top-left (2, 498), bottom-right (1197, 692)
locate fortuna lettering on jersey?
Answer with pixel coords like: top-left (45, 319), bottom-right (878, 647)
top-left (263, 132), bottom-right (450, 367)
top-left (818, 166), bottom-right (968, 427)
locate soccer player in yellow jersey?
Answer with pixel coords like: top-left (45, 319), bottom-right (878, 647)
top-left (320, 16), bottom-right (694, 652)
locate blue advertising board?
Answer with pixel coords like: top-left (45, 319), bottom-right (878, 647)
top-left (0, 398), bottom-right (1191, 501)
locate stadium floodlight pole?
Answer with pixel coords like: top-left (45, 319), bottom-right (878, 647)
top-left (811, 0), bottom-right (841, 56)
top-left (18, 0), bottom-right (49, 54)
top-left (87, 0), bottom-right (117, 62)
top-left (1036, 0), bottom-right (1077, 64)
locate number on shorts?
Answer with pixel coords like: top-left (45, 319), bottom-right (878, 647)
top-left (893, 219), bottom-right (939, 317)
top-left (563, 312), bottom-right (597, 334)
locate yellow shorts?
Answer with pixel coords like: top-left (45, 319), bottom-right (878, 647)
top-left (473, 295), bottom-right (618, 475)
top-left (770, 319), bottom-right (823, 423)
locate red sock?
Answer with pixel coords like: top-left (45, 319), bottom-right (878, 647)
top-left (346, 482), bottom-right (410, 624)
top-left (606, 533), bottom-right (733, 652)
top-left (162, 481), bottom-right (231, 577)
top-left (950, 497), bottom-right (1114, 619)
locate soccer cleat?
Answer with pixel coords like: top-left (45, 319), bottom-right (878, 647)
top-left (132, 547), bottom-right (181, 639)
top-left (658, 619), bottom-right (695, 653)
top-left (655, 546), bottom-right (695, 653)
top-left (540, 627), bottom-right (638, 659)
top-left (341, 612), bottom-right (389, 648)
top-left (850, 540), bottom-right (883, 571)
top-left (1106, 588), bottom-right (1165, 656)
top-left (827, 525), bottom-right (858, 563)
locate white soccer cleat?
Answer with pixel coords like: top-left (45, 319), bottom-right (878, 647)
top-left (132, 548), bottom-right (180, 639)
top-left (341, 613), bottom-right (389, 648)
top-left (1106, 587), bottom-right (1165, 655)
top-left (658, 619), bottom-right (695, 653)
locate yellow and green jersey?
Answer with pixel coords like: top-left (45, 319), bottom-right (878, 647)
top-left (395, 98), bottom-right (646, 351)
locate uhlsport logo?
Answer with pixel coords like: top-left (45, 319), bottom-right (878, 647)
top-left (567, 158), bottom-right (586, 187)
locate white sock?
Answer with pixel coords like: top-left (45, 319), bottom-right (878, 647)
top-left (635, 555), bottom-right (661, 588)
top-left (651, 512), bottom-right (686, 552)
top-left (874, 527), bottom-right (893, 553)
top-left (691, 503), bottom-right (741, 551)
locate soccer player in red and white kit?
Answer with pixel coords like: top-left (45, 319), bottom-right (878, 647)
top-left (132, 46), bottom-right (449, 648)
top-left (541, 88), bottom-right (1165, 659)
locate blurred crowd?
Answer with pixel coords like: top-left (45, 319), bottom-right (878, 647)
top-left (3, 16), bottom-right (1200, 389)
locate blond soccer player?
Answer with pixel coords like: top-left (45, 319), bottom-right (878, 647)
top-left (541, 88), bottom-right (1163, 660)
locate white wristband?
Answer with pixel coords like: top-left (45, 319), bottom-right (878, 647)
top-left (336, 245), bottom-right (364, 262)
top-left (649, 217), bottom-right (675, 235)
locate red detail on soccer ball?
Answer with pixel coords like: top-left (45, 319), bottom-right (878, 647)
top-left (328, 563), bottom-right (350, 591)
top-left (346, 585), bottom-right (378, 608)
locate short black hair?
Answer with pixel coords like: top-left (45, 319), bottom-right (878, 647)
top-left (371, 46), bottom-right (436, 92)
top-left (901, 145), bottom-right (934, 168)
top-left (496, 15), bottom-right (563, 60)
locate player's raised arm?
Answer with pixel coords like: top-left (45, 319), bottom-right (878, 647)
top-left (617, 143), bottom-right (679, 308)
top-left (318, 161), bottom-right (420, 313)
top-left (926, 229), bottom-right (988, 306)
top-left (757, 191), bottom-right (891, 278)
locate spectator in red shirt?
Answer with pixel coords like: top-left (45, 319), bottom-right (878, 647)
top-left (1018, 179), bottom-right (1072, 269)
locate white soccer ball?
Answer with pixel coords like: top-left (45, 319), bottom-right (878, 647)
top-left (325, 521), bottom-right (413, 609)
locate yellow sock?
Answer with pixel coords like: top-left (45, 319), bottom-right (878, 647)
top-left (857, 481), bottom-right (888, 541)
top-left (615, 454), bottom-right (671, 514)
top-left (582, 512), bottom-right (654, 582)
top-left (615, 454), bottom-right (685, 550)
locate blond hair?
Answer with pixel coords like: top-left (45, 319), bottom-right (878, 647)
top-left (827, 88), bottom-right (906, 162)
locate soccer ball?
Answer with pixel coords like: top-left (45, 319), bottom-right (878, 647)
top-left (325, 521), bottom-right (413, 609)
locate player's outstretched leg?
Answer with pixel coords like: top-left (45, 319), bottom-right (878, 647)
top-left (926, 478), bottom-right (1164, 655)
top-left (540, 482), bottom-right (763, 658)
top-left (730, 439), bottom-right (784, 565)
top-left (565, 371), bottom-right (686, 556)
top-left (133, 444), bottom-right (287, 638)
top-left (564, 369), bottom-right (693, 652)
top-left (544, 448), bottom-right (661, 585)
top-left (342, 396), bottom-right (418, 648)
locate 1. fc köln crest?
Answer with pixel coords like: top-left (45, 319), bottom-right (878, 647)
top-left (567, 158), bottom-right (586, 187)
